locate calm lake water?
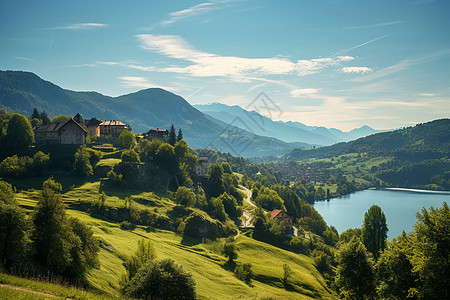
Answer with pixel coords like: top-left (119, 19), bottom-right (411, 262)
top-left (313, 189), bottom-right (450, 240)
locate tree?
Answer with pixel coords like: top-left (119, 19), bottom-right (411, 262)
top-left (169, 124), bottom-right (177, 146)
top-left (362, 205), bottom-right (388, 260)
top-left (218, 192), bottom-right (242, 221)
top-left (33, 178), bottom-right (99, 278)
top-left (223, 242), bottom-right (238, 263)
top-left (65, 217), bottom-right (100, 278)
top-left (0, 180), bottom-right (15, 205)
top-left (33, 178), bottom-right (71, 273)
top-left (5, 113), bottom-right (34, 153)
top-left (376, 232), bottom-right (416, 300)
top-left (411, 202), bottom-right (449, 299)
top-left (39, 110), bottom-right (51, 124)
top-left (123, 258), bottom-right (196, 300)
top-left (31, 108), bottom-right (40, 120)
top-left (0, 203), bottom-right (31, 267)
top-left (210, 196), bottom-right (227, 222)
top-left (283, 264), bottom-right (291, 285)
top-left (51, 115), bottom-right (72, 123)
top-left (234, 262), bottom-right (253, 284)
top-left (177, 128), bottom-right (183, 141)
top-left (121, 149), bottom-right (141, 163)
top-left (174, 186), bottom-right (196, 207)
top-left (208, 163), bottom-right (225, 198)
top-left (32, 151), bottom-right (50, 175)
top-left (118, 129), bottom-right (135, 149)
top-left (73, 147), bottom-right (93, 176)
top-left (154, 143), bottom-right (178, 174)
top-left (123, 239), bottom-right (156, 282)
top-left (335, 237), bottom-right (376, 299)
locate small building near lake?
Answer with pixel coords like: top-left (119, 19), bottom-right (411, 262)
top-left (271, 209), bottom-right (293, 231)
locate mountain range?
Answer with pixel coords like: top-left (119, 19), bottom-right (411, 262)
top-left (194, 102), bottom-right (383, 146)
top-left (0, 70), bottom-right (314, 157)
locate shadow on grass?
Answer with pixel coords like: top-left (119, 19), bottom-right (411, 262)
top-left (7, 175), bottom-right (97, 192)
top-left (222, 260), bottom-right (237, 272)
top-left (180, 234), bottom-right (202, 246)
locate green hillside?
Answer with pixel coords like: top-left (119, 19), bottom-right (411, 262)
top-left (281, 119), bottom-right (450, 191)
top-left (8, 177), bottom-right (336, 300)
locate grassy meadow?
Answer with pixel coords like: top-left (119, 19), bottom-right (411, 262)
top-left (7, 161), bottom-right (337, 299)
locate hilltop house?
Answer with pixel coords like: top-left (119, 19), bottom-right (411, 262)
top-left (85, 117), bottom-right (102, 137)
top-left (33, 118), bottom-right (87, 145)
top-left (146, 128), bottom-right (169, 140)
top-left (271, 209), bottom-right (293, 232)
top-left (196, 157), bottom-right (211, 176)
top-left (99, 120), bottom-right (131, 139)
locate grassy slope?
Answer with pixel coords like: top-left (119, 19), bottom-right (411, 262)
top-left (10, 175), bottom-right (336, 299)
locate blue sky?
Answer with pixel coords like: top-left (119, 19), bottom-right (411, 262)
top-left (1, 0), bottom-right (449, 130)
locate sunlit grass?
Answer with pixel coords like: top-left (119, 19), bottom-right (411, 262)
top-left (12, 179), bottom-right (337, 299)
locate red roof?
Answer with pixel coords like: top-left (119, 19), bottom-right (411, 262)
top-left (271, 209), bottom-right (282, 219)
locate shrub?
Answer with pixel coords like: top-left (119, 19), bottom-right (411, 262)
top-left (121, 149), bottom-right (141, 163)
top-left (106, 170), bottom-right (122, 187)
top-left (123, 239), bottom-right (156, 282)
top-left (223, 242), bottom-right (238, 263)
top-left (73, 147), bottom-right (93, 176)
top-left (32, 151), bottom-right (50, 175)
top-left (120, 221), bottom-right (136, 231)
top-left (174, 186), bottom-right (196, 207)
top-left (122, 259), bottom-right (196, 300)
top-left (234, 263), bottom-right (253, 284)
top-left (0, 155), bottom-right (32, 177)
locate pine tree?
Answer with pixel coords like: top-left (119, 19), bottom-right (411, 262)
top-left (177, 128), bottom-right (183, 141)
top-left (31, 108), bottom-right (40, 119)
top-left (169, 124), bottom-right (176, 146)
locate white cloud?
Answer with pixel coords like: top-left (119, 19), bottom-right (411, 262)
top-left (345, 21), bottom-right (403, 30)
top-left (118, 76), bottom-right (177, 91)
top-left (136, 34), bottom-right (348, 79)
top-left (352, 50), bottom-right (450, 82)
top-left (161, 2), bottom-right (218, 26)
top-left (420, 93), bottom-right (436, 97)
top-left (290, 88), bottom-right (319, 97)
top-left (338, 56), bottom-right (354, 62)
top-left (14, 56), bottom-right (32, 61)
top-left (341, 67), bottom-right (373, 74)
top-left (52, 23), bottom-right (107, 30)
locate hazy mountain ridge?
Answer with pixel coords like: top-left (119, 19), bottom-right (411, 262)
top-left (0, 70), bottom-right (307, 157)
top-left (195, 102), bottom-right (383, 145)
top-left (283, 118), bottom-right (450, 161)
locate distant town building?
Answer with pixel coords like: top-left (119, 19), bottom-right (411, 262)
top-left (33, 118), bottom-right (87, 145)
top-left (270, 209), bottom-right (293, 231)
top-left (196, 157), bottom-right (211, 176)
top-left (146, 128), bottom-right (169, 140)
top-left (99, 120), bottom-right (131, 138)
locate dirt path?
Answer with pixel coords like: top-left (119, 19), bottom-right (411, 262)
top-left (0, 284), bottom-right (60, 298)
top-left (237, 185), bottom-right (256, 230)
top-left (238, 185), bottom-right (255, 207)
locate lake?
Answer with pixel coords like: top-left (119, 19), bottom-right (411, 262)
top-left (313, 189), bottom-right (450, 240)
